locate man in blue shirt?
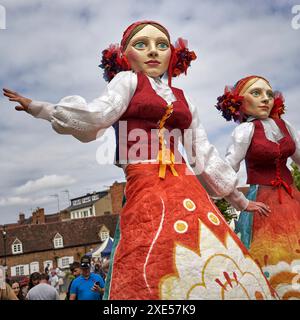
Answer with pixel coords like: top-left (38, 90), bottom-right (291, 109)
top-left (70, 256), bottom-right (105, 300)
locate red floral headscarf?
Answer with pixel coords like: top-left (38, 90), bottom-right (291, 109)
top-left (99, 20), bottom-right (197, 86)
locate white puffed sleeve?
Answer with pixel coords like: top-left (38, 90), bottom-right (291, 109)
top-left (26, 71), bottom-right (137, 142)
top-left (222, 122), bottom-right (255, 210)
top-left (183, 95), bottom-right (249, 210)
top-left (225, 122), bottom-right (254, 172)
top-left (285, 120), bottom-right (300, 168)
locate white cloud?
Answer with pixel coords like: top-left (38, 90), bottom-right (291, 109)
top-left (15, 175), bottom-right (76, 195)
top-left (0, 195), bottom-right (53, 207)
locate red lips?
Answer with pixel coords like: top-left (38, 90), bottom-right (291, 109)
top-left (259, 105), bottom-right (270, 111)
top-left (145, 60), bottom-right (161, 65)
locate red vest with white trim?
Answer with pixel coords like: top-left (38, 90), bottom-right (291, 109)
top-left (114, 72), bottom-right (192, 164)
top-left (245, 119), bottom-right (296, 186)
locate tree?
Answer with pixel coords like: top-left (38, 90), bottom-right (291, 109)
top-left (214, 198), bottom-right (237, 224)
top-left (291, 162), bottom-right (300, 191)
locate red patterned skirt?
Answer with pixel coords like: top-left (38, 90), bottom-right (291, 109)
top-left (107, 163), bottom-right (275, 300)
top-left (249, 185), bottom-right (300, 299)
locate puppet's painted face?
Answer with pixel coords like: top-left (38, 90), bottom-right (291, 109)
top-left (124, 25), bottom-right (171, 78)
top-left (241, 79), bottom-right (274, 120)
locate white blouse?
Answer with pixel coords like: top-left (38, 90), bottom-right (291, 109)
top-left (226, 117), bottom-right (300, 173)
top-left (27, 71), bottom-right (248, 210)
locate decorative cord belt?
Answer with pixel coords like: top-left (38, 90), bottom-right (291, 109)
top-left (271, 146), bottom-right (293, 204)
top-left (271, 177), bottom-right (293, 204)
top-left (156, 104), bottom-right (178, 179)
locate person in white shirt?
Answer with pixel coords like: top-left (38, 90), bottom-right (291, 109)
top-left (49, 269), bottom-right (59, 292)
top-left (3, 21), bottom-right (274, 300)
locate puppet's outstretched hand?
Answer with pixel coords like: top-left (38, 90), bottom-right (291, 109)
top-left (245, 200), bottom-right (270, 217)
top-left (3, 88), bottom-right (32, 111)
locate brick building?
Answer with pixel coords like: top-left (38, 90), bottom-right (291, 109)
top-left (0, 181), bottom-right (125, 278)
top-left (0, 210), bottom-right (119, 278)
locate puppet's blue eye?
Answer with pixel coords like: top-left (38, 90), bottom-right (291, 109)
top-left (134, 42), bottom-right (146, 49)
top-left (157, 42), bottom-right (169, 49)
top-left (267, 91), bottom-right (274, 98)
top-left (251, 90), bottom-right (260, 97)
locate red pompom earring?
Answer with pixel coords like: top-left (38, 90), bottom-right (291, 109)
top-left (270, 91), bottom-right (286, 119)
top-left (167, 38), bottom-right (197, 86)
top-left (99, 44), bottom-right (131, 82)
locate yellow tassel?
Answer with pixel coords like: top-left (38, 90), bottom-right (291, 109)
top-left (156, 103), bottom-right (179, 179)
top-left (157, 148), bottom-right (179, 179)
top-left (159, 164), bottom-right (167, 179)
top-left (170, 164), bottom-right (179, 177)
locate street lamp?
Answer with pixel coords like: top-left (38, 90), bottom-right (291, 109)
top-left (2, 226), bottom-right (7, 267)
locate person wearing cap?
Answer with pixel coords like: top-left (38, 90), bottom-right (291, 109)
top-left (69, 256), bottom-right (104, 300)
top-left (216, 76), bottom-right (300, 299)
top-left (3, 21), bottom-right (274, 300)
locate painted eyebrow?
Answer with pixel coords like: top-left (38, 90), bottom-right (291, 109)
top-left (250, 87), bottom-right (273, 93)
top-left (131, 36), bottom-right (169, 43)
top-left (132, 36), bottom-right (148, 42)
top-left (156, 37), bottom-right (169, 43)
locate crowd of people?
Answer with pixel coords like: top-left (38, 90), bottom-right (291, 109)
top-left (1, 256), bottom-right (110, 300)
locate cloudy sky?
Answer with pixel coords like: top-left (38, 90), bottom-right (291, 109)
top-left (0, 0), bottom-right (299, 224)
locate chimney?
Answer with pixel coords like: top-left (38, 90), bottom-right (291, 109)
top-left (32, 207), bottom-right (45, 224)
top-left (18, 213), bottom-right (25, 224)
top-left (110, 181), bottom-right (125, 214)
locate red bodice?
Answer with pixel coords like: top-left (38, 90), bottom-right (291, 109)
top-left (114, 72), bottom-right (192, 164)
top-left (245, 119), bottom-right (296, 187)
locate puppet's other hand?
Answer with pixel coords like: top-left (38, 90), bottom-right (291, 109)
top-left (3, 88), bottom-right (32, 111)
top-left (245, 200), bottom-right (270, 217)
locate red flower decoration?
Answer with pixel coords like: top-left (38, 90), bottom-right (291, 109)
top-left (99, 44), bottom-right (130, 82)
top-left (215, 86), bottom-right (245, 122)
top-left (169, 38), bottom-right (197, 78)
top-left (270, 91), bottom-right (286, 119)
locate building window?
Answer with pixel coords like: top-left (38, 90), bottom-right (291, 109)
top-left (100, 231), bottom-right (109, 242)
top-left (83, 210), bottom-right (88, 217)
top-left (30, 262), bottom-right (39, 273)
top-left (72, 199), bottom-right (81, 206)
top-left (13, 244), bottom-right (22, 254)
top-left (12, 239), bottom-right (23, 254)
top-left (43, 260), bottom-right (53, 271)
top-left (62, 257), bottom-right (69, 267)
top-left (11, 265), bottom-right (29, 277)
top-left (53, 233), bottom-right (64, 249)
top-left (92, 195), bottom-right (99, 201)
top-left (16, 265), bottom-right (24, 276)
top-left (71, 212), bottom-right (79, 219)
top-left (57, 256), bottom-right (74, 269)
top-left (82, 197), bottom-right (91, 203)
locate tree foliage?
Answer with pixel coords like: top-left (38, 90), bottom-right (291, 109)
top-left (291, 162), bottom-right (300, 191)
top-left (214, 198), bottom-right (237, 224)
